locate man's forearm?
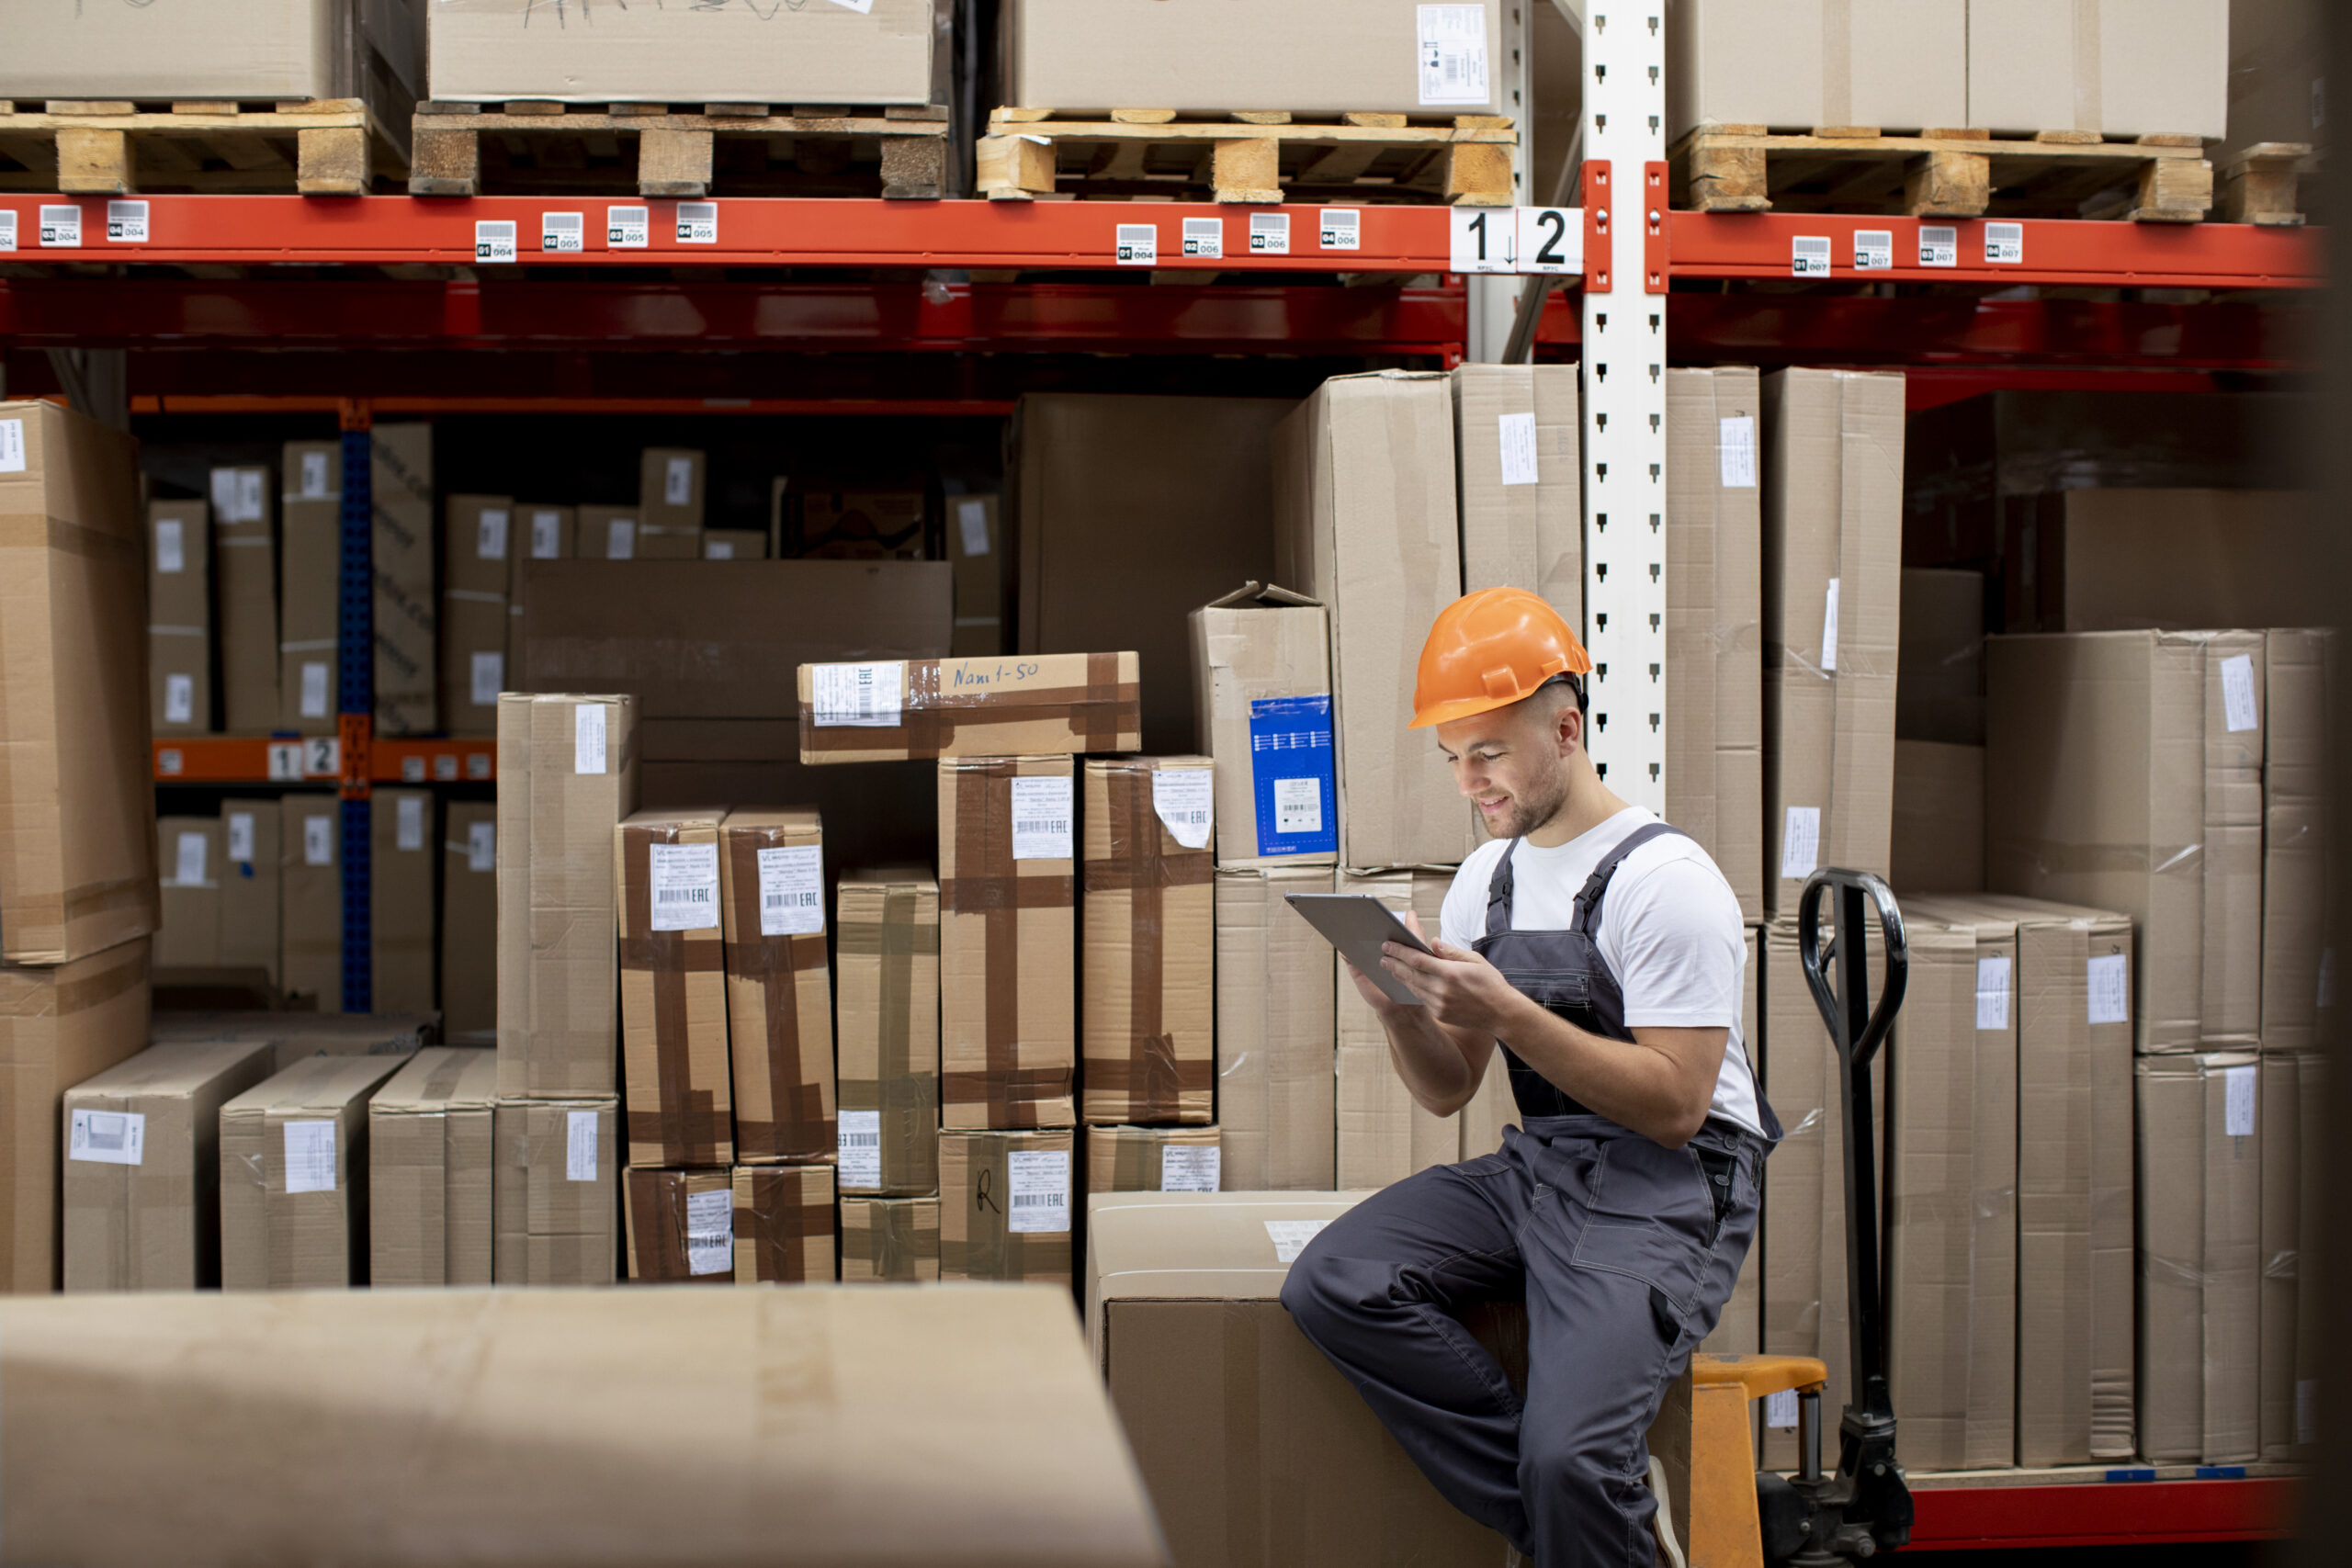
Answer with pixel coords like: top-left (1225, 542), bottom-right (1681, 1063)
top-left (1374, 1000), bottom-right (1482, 1115)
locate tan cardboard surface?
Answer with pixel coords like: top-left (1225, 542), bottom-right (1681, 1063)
top-left (1083, 757), bottom-right (1214, 1125)
top-left (211, 464), bottom-right (278, 731)
top-left (368, 1046), bottom-right (496, 1288)
top-left (2258, 1052), bottom-right (2300, 1459)
top-left (1891, 739), bottom-right (1984, 894)
top-left (219, 1052), bottom-right (406, 1290)
top-left (2009, 489), bottom-right (2328, 635)
top-left (840, 1194), bottom-right (941, 1282)
top-left (1897, 568), bottom-right (1985, 747)
top-left (622, 1166), bottom-right (734, 1285)
top-left (218, 798), bottom-right (282, 987)
top-left (616, 809), bottom-right (733, 1169)
top-left (836, 867), bottom-right (940, 1195)
top-left (731, 1163), bottom-right (837, 1284)
top-left (1, 0), bottom-right (394, 99)
top-left (940, 757), bottom-right (1075, 1129)
top-left (491, 1096), bottom-right (616, 1285)
top-left (370, 789), bottom-right (436, 1015)
top-left (1086, 1125), bottom-right (1221, 1196)
top-left (1215, 866), bottom-right (1337, 1190)
top-left (1668, 0), bottom-right (1966, 138)
top-left (152, 1010), bottom-right (434, 1075)
top-left (1335, 868), bottom-right (1458, 1189)
top-left (797, 650), bottom-right (1139, 765)
top-left (573, 504), bottom-right (639, 561)
top-left (718, 809), bottom-right (834, 1166)
top-left (638, 448), bottom-right (705, 537)
top-left (2293, 1051), bottom-right (2325, 1453)
top-left (2260, 629), bottom-right (2331, 1052)
top-left (371, 423), bottom-right (437, 735)
top-left (1189, 584), bottom-right (1334, 868)
top-left (156, 818), bottom-right (223, 970)
top-left (440, 800), bottom-right (496, 1038)
top-left (1758, 921), bottom-right (1822, 1471)
top-left (798, 489), bottom-right (926, 560)
top-left (941, 1129), bottom-right (1075, 1284)
top-left (2226, 0), bottom-right (2324, 157)
top-left (277, 491), bottom-right (340, 736)
top-left (2200, 630), bottom-right (2266, 1049)
top-left (505, 503), bottom-right (574, 691)
top-left (1968, 0), bottom-right (2227, 139)
top-left (279, 794), bottom-right (343, 1012)
top-left (148, 498), bottom-right (212, 733)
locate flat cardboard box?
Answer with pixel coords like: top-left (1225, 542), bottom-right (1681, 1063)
top-left (1273, 371), bottom-right (1473, 871)
top-left (1668, 0), bottom-right (1966, 138)
top-left (3, 0), bottom-right (424, 101)
top-left (368, 1047), bottom-right (496, 1288)
top-left (797, 650), bottom-right (1139, 765)
top-left (947, 492), bottom-right (1003, 657)
top-left (1086, 1125), bottom-right (1221, 1195)
top-left (1335, 868), bottom-right (1458, 1190)
top-left (616, 808), bottom-right (733, 1168)
top-left (277, 479), bottom-right (340, 735)
top-left (491, 1096), bottom-right (616, 1285)
top-left (1969, 0), bottom-right (2227, 140)
top-left (496, 694), bottom-right (638, 1100)
top-left (639, 448), bottom-right (706, 536)
top-left (62, 1037), bottom-right (275, 1292)
top-left (370, 790), bottom-right (436, 1015)
top-left (732, 1163), bottom-right (837, 1284)
top-left (2136, 1051), bottom-right (2262, 1464)
top-left (1891, 740), bottom-right (1984, 894)
top-left (1004, 0), bottom-right (1507, 116)
top-left (2003, 490), bottom-right (2329, 636)
top-left (440, 800), bottom-right (497, 1038)
top-left (1083, 757), bottom-right (1214, 1126)
top-left (530, 560), bottom-right (952, 722)
top-left (799, 490), bottom-right (926, 559)
top-left (0, 1287), bottom-right (1166, 1568)
top-left (219, 1052), bottom-right (407, 1290)
top-left (371, 423), bottom-right (436, 736)
top-left (2260, 629), bottom-right (2331, 1052)
top-left (2258, 1052), bottom-right (2300, 1459)
top-left (623, 1167), bottom-right (735, 1284)
top-left (153, 1010), bottom-right (435, 1075)
top-left (1666, 367), bottom-right (1765, 920)
top-left (1898, 568), bottom-right (1985, 746)
top-left (1189, 584), bottom-right (1337, 868)
top-left (1760, 369), bottom-right (1904, 920)
top-left (940, 1128), bottom-right (1075, 1284)
top-left (1214, 866), bottom-right (1337, 1190)
top-left (148, 498), bottom-right (212, 732)
top-left (718, 809), bottom-right (834, 1166)
top-left (573, 505), bottom-right (639, 561)
top-left (156, 818), bottom-right (224, 970)
top-left (836, 868), bottom-right (941, 1197)
top-left (211, 464), bottom-right (278, 731)
top-left (279, 794), bottom-right (344, 1012)
top-left (0, 400), bottom-right (161, 964)
top-left (1453, 365), bottom-right (1582, 612)
top-left (840, 1194), bottom-right (940, 1282)
top-left (939, 756), bottom-right (1076, 1129)
top-left (219, 798), bottom-right (282, 987)
top-left (702, 529), bottom-right (765, 561)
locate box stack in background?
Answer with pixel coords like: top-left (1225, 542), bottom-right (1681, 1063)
top-left (278, 442), bottom-right (342, 737)
top-left (147, 498), bottom-right (210, 734)
top-left (212, 462), bottom-right (277, 729)
top-left (371, 424), bottom-right (437, 735)
top-left (444, 495), bottom-right (513, 739)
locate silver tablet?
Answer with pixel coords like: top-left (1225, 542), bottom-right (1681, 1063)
top-left (1285, 893), bottom-right (1435, 1008)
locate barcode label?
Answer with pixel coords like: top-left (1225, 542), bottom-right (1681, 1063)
top-left (1005, 1148), bottom-right (1071, 1235)
top-left (1264, 1218), bottom-right (1329, 1263)
top-left (1182, 216), bottom-right (1223, 259)
top-left (106, 199), bottom-right (149, 243)
top-left (2087, 952), bottom-right (2130, 1025)
top-left (40, 204), bottom-right (80, 248)
top-left (676, 202), bottom-right (718, 244)
top-left (1010, 775), bottom-right (1075, 861)
top-left (1249, 212), bottom-right (1290, 254)
top-left (1274, 776), bottom-right (1323, 836)
top-left (1114, 222), bottom-right (1157, 266)
top-left (810, 661), bottom-right (904, 728)
top-left (574, 702), bottom-right (606, 774)
top-left (226, 811), bottom-right (255, 864)
top-left (648, 841), bottom-right (721, 932)
top-left (1780, 807), bottom-right (1820, 881)
top-left (531, 510), bottom-right (564, 558)
top-left (299, 660), bottom-right (332, 718)
top-left (1417, 4), bottom-right (1489, 105)
top-left (283, 1120), bottom-right (337, 1194)
top-left (1975, 955), bottom-right (2011, 1032)
top-left (2223, 1064), bottom-right (2256, 1138)
top-left (1792, 235), bottom-right (1831, 277)
top-left (1854, 230), bottom-right (1894, 270)
top-left (1766, 1390), bottom-right (1799, 1428)
top-left (303, 814), bottom-right (334, 868)
top-left (685, 1188), bottom-right (733, 1275)
top-left (475, 220), bottom-right (517, 265)
top-left (395, 794), bottom-right (426, 852)
top-left (164, 673), bottom-right (194, 725)
top-left (1918, 225), bottom-right (1958, 267)
top-left (477, 507), bottom-right (509, 559)
top-left (838, 1110), bottom-right (883, 1189)
top-left (154, 517), bottom-right (186, 572)
top-left (1151, 767), bottom-right (1214, 850)
top-left (705, 539), bottom-right (734, 559)
top-left (757, 844), bottom-right (825, 937)
top-left (566, 1110), bottom-right (599, 1181)
top-left (664, 456), bottom-right (695, 506)
top-left (2220, 654), bottom-right (2259, 732)
top-left (1719, 414), bottom-right (1758, 488)
top-left (0, 210), bottom-right (15, 253)
top-left (605, 517), bottom-right (636, 558)
top-left (542, 210), bottom-right (584, 253)
top-left (467, 819), bottom-right (496, 874)
top-left (470, 650), bottom-right (504, 708)
top-left (607, 205), bottom-right (650, 248)
top-left (1319, 209), bottom-right (1361, 250)
top-left (1160, 1145), bottom-right (1220, 1193)
top-left (1984, 221), bottom-right (2023, 265)
top-left (69, 1109), bottom-right (146, 1167)
top-left (300, 450), bottom-right (331, 499)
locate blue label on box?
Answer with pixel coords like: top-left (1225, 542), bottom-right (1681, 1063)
top-left (1248, 694), bottom-right (1336, 858)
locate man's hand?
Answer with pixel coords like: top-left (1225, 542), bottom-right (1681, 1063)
top-left (1374, 912), bottom-right (1528, 1040)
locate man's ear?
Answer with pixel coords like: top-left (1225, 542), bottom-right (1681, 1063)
top-left (1556, 698), bottom-right (1583, 758)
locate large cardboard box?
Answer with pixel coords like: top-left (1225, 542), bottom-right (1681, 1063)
top-left (718, 809), bottom-right (834, 1166)
top-left (1085, 1190), bottom-right (1512, 1568)
top-left (2261, 628), bottom-right (2331, 1053)
top-left (211, 463), bottom-right (278, 730)
top-left (0, 400), bottom-right (160, 965)
top-left (1760, 369), bottom-right (1904, 920)
top-left (1086, 1125), bottom-right (1220, 1195)
top-left (368, 1046), bottom-right (496, 1288)
top-left (939, 756), bottom-right (1076, 1130)
top-left (219, 799), bottom-right (282, 987)
top-left (440, 800), bottom-right (496, 1038)
top-left (505, 503), bottom-right (574, 692)
top-left (277, 448), bottom-right (341, 735)
top-left (279, 794), bottom-right (343, 1011)
top-left (1004, 0), bottom-right (1508, 116)
top-left (2226, 0), bottom-right (2325, 158)
top-left (1969, 0), bottom-right (2227, 140)
top-left (616, 808), bottom-right (733, 1169)
top-left (1083, 757), bottom-right (1214, 1126)
top-left (2, 0), bottom-right (425, 102)
top-left (62, 1036), bottom-right (274, 1292)
top-left (2002, 490), bottom-right (2329, 637)
top-left (947, 492), bottom-right (1003, 657)
top-left (840, 1194), bottom-right (940, 1282)
top-left (156, 817), bottom-right (224, 970)
top-left (835, 867), bottom-right (940, 1196)
top-left (573, 505), bottom-right (639, 561)
top-left (443, 495), bottom-right (514, 739)
top-left (148, 498), bottom-right (212, 733)
top-left (940, 1128), bottom-right (1074, 1283)
top-left (623, 1167), bottom-right (735, 1284)
top-left (1335, 868), bottom-right (1458, 1189)
top-left (1215, 866), bottom-right (1337, 1190)
top-left (1453, 364), bottom-right (1582, 608)
top-left (2294, 1051), bottom-right (2325, 1452)
top-left (153, 1010), bottom-right (433, 1075)
top-left (1897, 568), bottom-right (1984, 746)
top-left (496, 693), bottom-right (638, 1100)
top-left (702, 529), bottom-right (764, 561)
top-left (370, 423), bottom-right (436, 736)
top-left (1666, 367), bottom-right (1764, 919)
top-left (798, 489), bottom-right (927, 560)
top-left (1668, 0), bottom-right (1965, 138)
top-left (491, 1096), bottom-right (616, 1285)
top-left (220, 1052), bottom-right (406, 1290)
top-left (731, 1163), bottom-right (837, 1284)
top-left (798, 650), bottom-right (1139, 765)
top-left (639, 448), bottom-right (705, 540)
top-left (2137, 1051), bottom-right (2262, 1463)
top-left (2258, 1051), bottom-right (2301, 1460)
top-left (1891, 739), bottom-right (1984, 894)
top-left (370, 789), bottom-right (435, 1014)
top-left (1273, 371), bottom-right (1472, 871)
top-left (1190, 585), bottom-right (1337, 869)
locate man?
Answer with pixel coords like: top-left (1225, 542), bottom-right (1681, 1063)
top-left (1283, 587), bottom-right (1778, 1568)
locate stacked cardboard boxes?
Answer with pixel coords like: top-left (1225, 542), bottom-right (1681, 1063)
top-left (444, 495), bottom-right (513, 739)
top-left (371, 423), bottom-right (437, 734)
top-left (369, 1046), bottom-right (497, 1287)
top-left (278, 442), bottom-right (342, 736)
top-left (211, 461), bottom-right (277, 729)
top-left (148, 499), bottom-right (211, 733)
top-left (220, 1053), bottom-right (409, 1289)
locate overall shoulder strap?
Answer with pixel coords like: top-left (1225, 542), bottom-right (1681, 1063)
top-left (1570, 822), bottom-right (1689, 935)
top-left (1484, 840), bottom-right (1521, 941)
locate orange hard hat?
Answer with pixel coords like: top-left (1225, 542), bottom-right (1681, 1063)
top-left (1408, 588), bottom-right (1593, 729)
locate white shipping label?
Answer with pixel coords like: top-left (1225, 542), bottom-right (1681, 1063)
top-left (1718, 415), bottom-right (1758, 489)
top-left (664, 457), bottom-right (695, 506)
top-left (175, 830), bottom-right (209, 887)
top-left (565, 1110), bottom-right (600, 1180)
top-left (1792, 235), bottom-right (1831, 277)
top-left (210, 468), bottom-right (261, 523)
top-left (574, 702), bottom-right (607, 773)
top-left (0, 419), bottom-right (23, 473)
top-left (648, 841), bottom-right (721, 932)
top-left (757, 844), bottom-right (825, 937)
top-left (1974, 955), bottom-right (2011, 1032)
top-left (477, 507), bottom-right (510, 559)
top-left (1449, 207), bottom-right (1512, 274)
top-left (531, 511), bottom-right (564, 558)
top-left (2220, 653), bottom-right (2259, 732)
top-left (1151, 768), bottom-right (1214, 850)
top-left (69, 1109), bottom-right (146, 1167)
top-left (395, 794), bottom-right (425, 852)
top-left (1160, 1145), bottom-right (1221, 1193)
top-left (1498, 412), bottom-right (1539, 486)
top-left (300, 660), bottom-right (332, 718)
top-left (1984, 221), bottom-right (2023, 265)
top-left (282, 1120), bottom-right (338, 1194)
top-left (474, 220), bottom-right (517, 264)
top-left (1249, 211), bottom-right (1291, 254)
top-left (0, 210), bottom-right (14, 252)
top-left (705, 540), bottom-right (734, 560)
top-left (1114, 222), bottom-right (1157, 266)
top-left (237, 469), bottom-right (265, 522)
top-left (2224, 1064), bottom-right (2256, 1137)
top-left (541, 210), bottom-right (584, 253)
top-left (1182, 216), bottom-right (1223, 259)
top-left (956, 498), bottom-right (991, 558)
top-left (685, 1188), bottom-right (734, 1275)
top-left (1319, 209), bottom-right (1361, 251)
top-left (1275, 776), bottom-right (1324, 836)
top-left (838, 1110), bottom-right (883, 1188)
top-left (227, 811), bottom-right (255, 863)
top-left (470, 650), bottom-right (504, 707)
top-left (1417, 4), bottom-right (1489, 106)
top-left (1854, 230), bottom-right (1894, 270)
top-left (607, 205), bottom-right (650, 249)
top-left (300, 450), bottom-right (330, 500)
top-left (811, 661), bottom-right (904, 728)
top-left (40, 204), bottom-right (81, 247)
top-left (1820, 578), bottom-right (1841, 672)
top-left (1765, 1390), bottom-right (1799, 1429)
top-left (1780, 807), bottom-right (1821, 881)
top-left (676, 203), bottom-right (718, 244)
top-left (1010, 775), bottom-right (1075, 862)
top-left (1918, 225), bottom-right (1958, 267)
top-left (1264, 1218), bottom-right (1329, 1263)
top-left (605, 517), bottom-right (636, 558)
top-left (2086, 953), bottom-right (2130, 1025)
top-left (467, 819), bottom-right (496, 873)
top-left (164, 674), bottom-right (194, 726)
top-left (827, 0), bottom-right (876, 10)
top-left (303, 815), bottom-right (334, 867)
top-left (155, 517), bottom-right (186, 572)
top-left (1005, 1148), bottom-right (1072, 1234)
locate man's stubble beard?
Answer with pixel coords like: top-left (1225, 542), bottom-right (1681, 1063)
top-left (1499, 764), bottom-right (1573, 841)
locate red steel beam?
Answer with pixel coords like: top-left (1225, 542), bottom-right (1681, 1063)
top-left (1905, 1477), bottom-right (2299, 1551)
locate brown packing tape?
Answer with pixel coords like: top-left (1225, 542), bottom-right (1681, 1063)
top-left (1111, 1131), bottom-right (1156, 1192)
top-left (419, 1051), bottom-right (473, 1101)
top-left (21, 943), bottom-right (151, 1014)
top-left (618, 824), bottom-right (729, 1167)
top-left (876, 1201), bottom-right (936, 1279)
top-left (800, 655), bottom-right (1140, 758)
top-left (723, 827), bottom-right (831, 1161)
top-left (944, 761), bottom-right (1073, 1127)
top-left (736, 1168), bottom-right (835, 1282)
top-left (1085, 761), bottom-right (1215, 1122)
top-left (837, 894), bottom-right (941, 1191)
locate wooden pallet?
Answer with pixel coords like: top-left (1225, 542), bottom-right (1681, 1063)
top-left (977, 107), bottom-right (1515, 205)
top-left (1672, 126), bottom-right (2218, 222)
top-left (2218, 141), bottom-right (2317, 227)
top-left (0, 99), bottom-right (401, 196)
top-left (409, 102), bottom-right (951, 200)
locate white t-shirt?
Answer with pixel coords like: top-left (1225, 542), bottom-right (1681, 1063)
top-left (1439, 806), bottom-right (1766, 1138)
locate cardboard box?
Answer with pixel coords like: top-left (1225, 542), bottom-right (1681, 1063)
top-left (2294, 1051), bottom-right (2325, 1451)
top-left (156, 817), bottom-right (224, 970)
top-left (642, 744), bottom-right (940, 873)
top-left (1699, 926), bottom-right (1764, 1359)
top-left (491, 1096), bottom-right (616, 1285)
top-left (440, 800), bottom-right (497, 1039)
top-left (278, 457), bottom-right (341, 734)
top-left (1897, 568), bottom-right (1984, 746)
top-left (639, 447), bottom-right (706, 537)
top-left (1084, 1190), bottom-right (1513, 1567)
top-left (2226, 0), bottom-right (2325, 158)
top-left (281, 440), bottom-right (341, 509)
top-left (3, 0), bottom-right (425, 101)
top-left (1083, 757), bottom-right (1215, 1126)
top-left (798, 650), bottom-right (1139, 766)
top-left (732, 1163), bottom-right (837, 1284)
top-left (1189, 585), bottom-right (1337, 868)
top-left (940, 756), bottom-right (1076, 1129)
top-left (62, 1036), bottom-right (275, 1292)
top-left (1891, 739), bottom-right (1984, 893)
top-left (531, 560), bottom-right (953, 722)
top-left (153, 1010), bottom-right (434, 1075)
top-left (370, 789), bottom-right (435, 1014)
top-left (1969, 0), bottom-right (2227, 140)
top-left (497, 693), bottom-right (639, 1100)
top-left (1214, 866), bottom-right (1337, 1190)
top-left (1273, 371), bottom-right (1473, 871)
top-left (1335, 868), bottom-right (1458, 1189)
top-left (940, 1128), bottom-right (1074, 1283)
top-left (616, 808), bottom-right (733, 1168)
top-left (1086, 1125), bottom-right (1220, 1195)
top-left (428, 0), bottom-right (941, 105)
top-left (1666, 367), bottom-right (1764, 919)
top-left (443, 495), bottom-right (514, 738)
top-left (1760, 369), bottom-right (1903, 920)
top-left (947, 492), bottom-right (1002, 657)
top-left (2261, 629), bottom-right (2331, 1052)
top-left (2003, 489), bottom-right (2328, 636)
top-left (718, 809), bottom-right (834, 1166)
top-left (840, 1194), bottom-right (940, 1282)
top-left (219, 1052), bottom-right (406, 1289)
top-left (702, 529), bottom-right (764, 561)
top-left (2201, 631), bottom-right (2267, 1051)
top-left (211, 463), bottom-right (278, 731)
top-left (148, 498), bottom-right (212, 732)
top-left (367, 1046), bottom-right (496, 1288)
top-left (2136, 1051), bottom-right (2262, 1463)
top-left (506, 502), bottom-right (576, 690)
top-left (1453, 364), bottom-right (1582, 610)
top-left (1004, 0), bottom-right (1508, 116)
top-left (279, 794), bottom-right (343, 1011)
top-left (1668, 0), bottom-right (1965, 138)
top-left (623, 1167), bottom-right (735, 1284)
top-left (371, 423), bottom-right (436, 736)
top-left (218, 798), bottom-right (281, 987)
top-left (0, 401), bottom-right (160, 965)
top-left (574, 505), bottom-right (639, 561)
top-left (447, 497), bottom-right (516, 600)
top-left (835, 867), bottom-right (940, 1196)
top-left (2258, 1051), bottom-right (2300, 1459)
top-left (798, 488), bottom-right (924, 559)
